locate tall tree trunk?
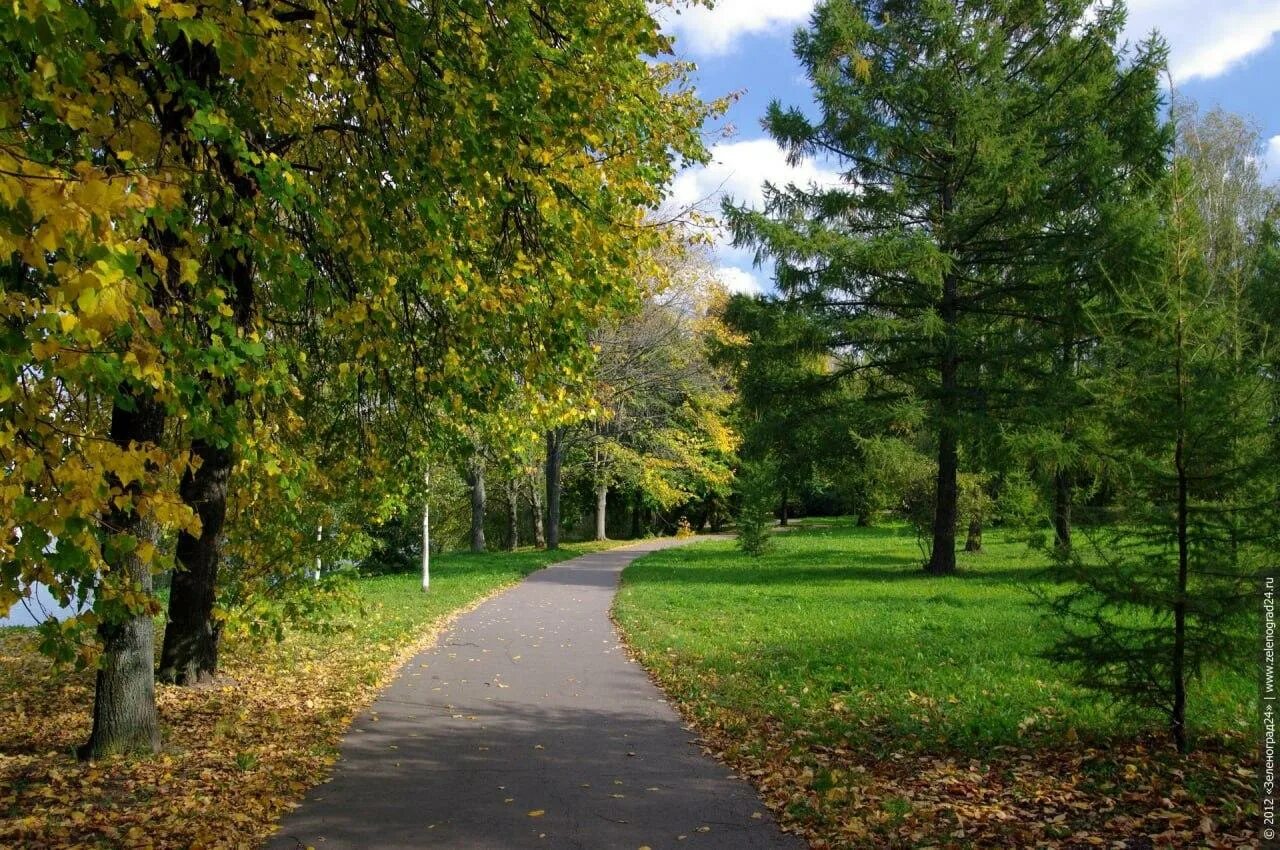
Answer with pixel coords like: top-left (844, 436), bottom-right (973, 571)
top-left (927, 270), bottom-right (960, 576)
top-left (1052, 470), bottom-right (1072, 550)
top-left (1172, 323), bottom-right (1189, 754)
top-left (594, 482), bottom-right (608, 541)
top-left (158, 81), bottom-right (257, 686)
top-left (544, 429), bottom-right (563, 550)
top-left (421, 498), bottom-right (430, 591)
top-left (631, 491), bottom-right (643, 538)
top-left (964, 518), bottom-right (983, 553)
top-left (158, 437), bottom-right (232, 685)
top-left (779, 488), bottom-right (789, 527)
top-left (468, 458), bottom-right (486, 553)
top-left (80, 394), bottom-right (165, 760)
top-left (529, 476), bottom-right (545, 548)
top-left (505, 479), bottom-right (519, 551)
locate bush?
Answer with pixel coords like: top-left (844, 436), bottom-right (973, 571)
top-left (735, 459), bottom-right (776, 556)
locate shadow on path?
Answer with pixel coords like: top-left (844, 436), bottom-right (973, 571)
top-left (268, 538), bottom-right (803, 850)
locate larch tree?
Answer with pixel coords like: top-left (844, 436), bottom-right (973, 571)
top-left (1044, 119), bottom-right (1280, 753)
top-left (725, 0), bottom-right (1166, 573)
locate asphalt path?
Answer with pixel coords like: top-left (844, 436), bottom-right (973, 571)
top-left (268, 537), bottom-right (805, 850)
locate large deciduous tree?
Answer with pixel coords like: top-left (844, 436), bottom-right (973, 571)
top-left (1, 0), bottom-right (710, 756)
top-left (576, 236), bottom-right (736, 540)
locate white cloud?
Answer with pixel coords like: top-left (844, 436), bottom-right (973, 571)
top-left (659, 0), bottom-right (816, 57)
top-left (658, 0), bottom-right (1279, 80)
top-left (669, 138), bottom-right (842, 212)
top-left (659, 0), bottom-right (1278, 82)
top-left (1124, 0), bottom-right (1280, 82)
top-left (669, 138), bottom-right (843, 295)
top-left (715, 266), bottom-right (765, 295)
top-left (1265, 135), bottom-right (1280, 179)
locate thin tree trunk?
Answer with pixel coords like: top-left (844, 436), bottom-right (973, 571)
top-left (964, 518), bottom-right (983, 553)
top-left (779, 488), bottom-right (789, 527)
top-left (595, 482), bottom-right (608, 541)
top-left (545, 429), bottom-right (563, 550)
top-left (1172, 322), bottom-right (1189, 753)
top-left (505, 479), bottom-right (519, 551)
top-left (927, 269), bottom-right (961, 576)
top-left (631, 492), bottom-right (643, 538)
top-left (1053, 470), bottom-right (1072, 550)
top-left (529, 476), bottom-right (545, 548)
top-left (421, 498), bottom-right (430, 591)
top-left (468, 458), bottom-right (486, 553)
top-left (158, 437), bottom-right (232, 685)
top-left (80, 394), bottom-right (165, 760)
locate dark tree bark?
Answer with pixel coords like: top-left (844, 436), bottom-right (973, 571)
top-left (964, 518), bottom-right (983, 553)
top-left (1053, 469), bottom-right (1073, 550)
top-left (594, 482), bottom-right (608, 541)
top-left (544, 429), bottom-right (563, 550)
top-left (80, 394), bottom-right (165, 760)
top-left (467, 458), bottom-right (486, 553)
top-left (529, 476), bottom-right (545, 548)
top-left (779, 488), bottom-right (789, 527)
top-left (505, 479), bottom-right (519, 551)
top-left (928, 419), bottom-right (960, 574)
top-left (159, 200), bottom-right (254, 686)
top-left (156, 33), bottom-right (258, 687)
top-left (927, 267), bottom-right (960, 576)
top-left (1172, 336), bottom-right (1189, 753)
top-left (631, 491), bottom-right (644, 538)
top-left (158, 438), bottom-right (232, 685)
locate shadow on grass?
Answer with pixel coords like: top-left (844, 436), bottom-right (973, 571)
top-left (623, 542), bottom-right (1047, 587)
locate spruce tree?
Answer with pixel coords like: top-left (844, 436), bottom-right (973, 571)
top-left (726, 0), bottom-right (1165, 573)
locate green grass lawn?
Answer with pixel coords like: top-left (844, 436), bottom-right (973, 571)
top-left (614, 520), bottom-right (1255, 847)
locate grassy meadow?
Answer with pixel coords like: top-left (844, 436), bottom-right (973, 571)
top-left (614, 520), bottom-right (1255, 848)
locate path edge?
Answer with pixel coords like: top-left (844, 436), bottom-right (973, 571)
top-left (608, 536), bottom-right (809, 847)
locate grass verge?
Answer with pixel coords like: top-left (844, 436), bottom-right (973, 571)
top-left (0, 540), bottom-right (620, 849)
top-left (613, 520), bottom-right (1255, 849)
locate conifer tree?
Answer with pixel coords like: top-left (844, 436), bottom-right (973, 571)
top-left (1044, 158), bottom-right (1280, 753)
top-left (726, 0), bottom-right (1165, 573)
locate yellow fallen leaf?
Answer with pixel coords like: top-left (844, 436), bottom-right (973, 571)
top-left (527, 809), bottom-right (545, 818)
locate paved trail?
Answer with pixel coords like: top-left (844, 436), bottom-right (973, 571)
top-left (269, 537), bottom-right (804, 850)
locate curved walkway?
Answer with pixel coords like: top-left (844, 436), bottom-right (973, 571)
top-left (268, 537), bottom-right (804, 850)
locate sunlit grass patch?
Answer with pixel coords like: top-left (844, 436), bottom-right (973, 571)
top-left (614, 520), bottom-right (1255, 848)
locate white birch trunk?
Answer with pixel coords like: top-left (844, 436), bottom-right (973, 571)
top-left (421, 472), bottom-right (431, 592)
top-left (595, 482), bottom-right (608, 541)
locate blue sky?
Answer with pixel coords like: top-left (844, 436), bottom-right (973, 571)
top-left (654, 1), bottom-right (1280, 294)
